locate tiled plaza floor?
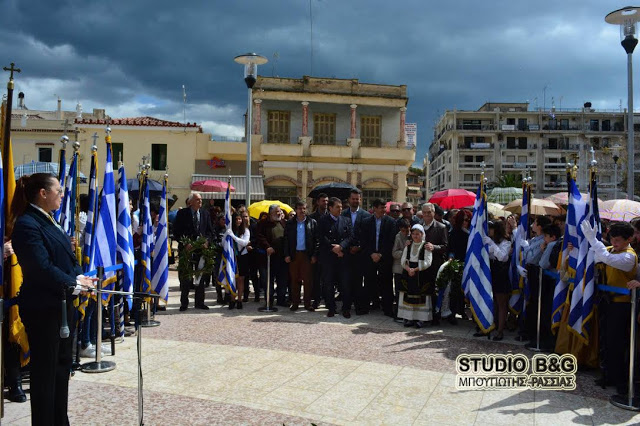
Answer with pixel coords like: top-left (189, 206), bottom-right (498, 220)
top-left (5, 271), bottom-right (640, 425)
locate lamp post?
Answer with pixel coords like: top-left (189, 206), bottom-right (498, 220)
top-left (612, 143), bottom-right (622, 199)
top-left (234, 53), bottom-right (268, 207)
top-left (606, 6), bottom-right (640, 200)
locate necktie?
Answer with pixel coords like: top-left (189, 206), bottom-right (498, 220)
top-left (193, 210), bottom-right (199, 234)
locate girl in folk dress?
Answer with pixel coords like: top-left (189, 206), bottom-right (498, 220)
top-left (398, 224), bottom-right (433, 328)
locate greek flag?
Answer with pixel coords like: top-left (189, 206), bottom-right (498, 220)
top-left (568, 176), bottom-right (599, 342)
top-left (551, 177), bottom-right (586, 331)
top-left (140, 177), bottom-right (152, 293)
top-left (116, 162), bottom-right (135, 308)
top-left (151, 178), bottom-right (169, 301)
top-left (94, 141), bottom-right (117, 303)
top-left (53, 146), bottom-right (66, 222)
top-left (82, 150), bottom-right (98, 272)
top-left (218, 183), bottom-right (237, 296)
top-left (461, 183), bottom-right (494, 333)
top-left (58, 153), bottom-right (77, 236)
top-left (509, 184), bottom-right (529, 314)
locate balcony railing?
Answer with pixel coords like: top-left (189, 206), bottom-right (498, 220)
top-left (502, 162), bottom-right (537, 170)
top-left (458, 142), bottom-right (494, 150)
top-left (456, 124), bottom-right (496, 131)
top-left (459, 162), bottom-right (494, 169)
top-left (211, 135), bottom-right (245, 142)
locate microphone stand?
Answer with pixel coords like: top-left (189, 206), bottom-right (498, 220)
top-left (81, 267), bottom-right (116, 374)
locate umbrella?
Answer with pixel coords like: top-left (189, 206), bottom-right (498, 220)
top-left (190, 179), bottom-right (235, 192)
top-left (127, 178), bottom-right (164, 192)
top-left (487, 202), bottom-right (511, 218)
top-left (600, 199), bottom-right (640, 221)
top-left (504, 198), bottom-right (564, 216)
top-left (385, 201), bottom-right (400, 214)
top-left (544, 192), bottom-right (604, 208)
top-left (487, 187), bottom-right (523, 204)
top-left (308, 182), bottom-right (358, 200)
top-left (248, 200), bottom-right (293, 220)
top-left (14, 161), bottom-right (87, 181)
top-left (428, 189), bottom-right (476, 209)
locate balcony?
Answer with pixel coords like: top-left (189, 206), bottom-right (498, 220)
top-left (543, 162), bottom-right (568, 169)
top-left (360, 145), bottom-right (415, 162)
top-left (309, 143), bottom-right (352, 159)
top-left (543, 182), bottom-right (568, 191)
top-left (456, 124), bottom-right (496, 131)
top-left (502, 162), bottom-right (537, 170)
top-left (459, 162), bottom-right (494, 169)
top-left (458, 142), bottom-right (494, 150)
top-left (543, 143), bottom-right (580, 151)
top-left (260, 141), bottom-right (303, 157)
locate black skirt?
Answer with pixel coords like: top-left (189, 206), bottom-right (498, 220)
top-left (237, 254), bottom-right (250, 277)
top-left (491, 259), bottom-right (511, 294)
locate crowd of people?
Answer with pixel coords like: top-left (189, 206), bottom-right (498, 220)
top-left (173, 188), bottom-right (640, 398)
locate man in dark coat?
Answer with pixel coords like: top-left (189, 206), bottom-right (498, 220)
top-left (309, 193), bottom-right (328, 308)
top-left (361, 199), bottom-right (398, 316)
top-left (173, 193), bottom-right (214, 311)
top-left (318, 197), bottom-right (353, 317)
top-left (341, 189), bottom-right (371, 314)
top-left (256, 204), bottom-right (288, 306)
top-left (420, 202), bottom-right (449, 322)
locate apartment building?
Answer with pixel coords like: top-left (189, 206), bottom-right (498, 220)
top-left (426, 102), bottom-right (632, 199)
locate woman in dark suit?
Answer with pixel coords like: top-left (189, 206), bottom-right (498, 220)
top-left (11, 173), bottom-right (95, 425)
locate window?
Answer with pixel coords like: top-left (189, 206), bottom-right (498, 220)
top-left (362, 189), bottom-right (392, 210)
top-left (590, 119), bottom-right (599, 131)
top-left (476, 136), bottom-right (485, 143)
top-left (38, 147), bottom-right (52, 162)
top-left (476, 155), bottom-right (484, 162)
top-left (506, 118), bottom-right (516, 125)
top-left (313, 113), bottom-right (336, 145)
top-left (507, 137), bottom-right (516, 149)
top-left (151, 144), bottom-right (167, 170)
top-left (592, 138), bottom-right (600, 149)
top-left (464, 136), bottom-right (473, 148)
top-left (517, 118), bottom-right (527, 131)
top-left (507, 155), bottom-right (516, 162)
top-left (560, 119), bottom-right (569, 130)
top-left (267, 110), bottom-right (290, 143)
top-left (518, 137), bottom-right (527, 149)
top-left (360, 115), bottom-right (382, 147)
top-left (112, 143), bottom-right (124, 165)
top-left (517, 155), bottom-right (527, 163)
top-left (602, 120), bottom-right (611, 131)
top-left (548, 119), bottom-right (557, 130)
top-left (464, 174), bottom-right (474, 182)
top-left (264, 186), bottom-right (298, 207)
top-left (464, 155), bottom-right (473, 163)
top-left (462, 120), bottom-right (481, 130)
top-left (548, 138), bottom-right (558, 149)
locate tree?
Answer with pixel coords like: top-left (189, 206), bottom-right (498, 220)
top-left (492, 173), bottom-right (522, 188)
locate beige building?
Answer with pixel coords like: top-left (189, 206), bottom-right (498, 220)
top-left (426, 102), bottom-right (633, 200)
top-left (10, 96), bottom-right (205, 204)
top-left (204, 76), bottom-right (416, 208)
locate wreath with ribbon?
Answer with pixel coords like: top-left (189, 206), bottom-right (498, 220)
top-left (434, 259), bottom-right (464, 294)
top-left (177, 236), bottom-right (219, 281)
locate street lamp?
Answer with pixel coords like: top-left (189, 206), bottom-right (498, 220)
top-left (611, 143), bottom-right (622, 199)
top-left (606, 6), bottom-right (640, 201)
top-left (234, 53), bottom-right (268, 207)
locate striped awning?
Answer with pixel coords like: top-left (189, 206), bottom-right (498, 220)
top-left (190, 174), bottom-right (264, 200)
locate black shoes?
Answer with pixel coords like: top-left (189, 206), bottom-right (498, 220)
top-left (342, 310), bottom-right (351, 319)
top-left (195, 304), bottom-right (209, 310)
top-left (179, 306), bottom-right (187, 312)
top-left (7, 383), bottom-right (26, 403)
top-left (237, 301), bottom-right (243, 309)
top-left (228, 301), bottom-right (236, 310)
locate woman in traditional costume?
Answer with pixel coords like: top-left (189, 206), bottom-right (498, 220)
top-left (398, 224), bottom-right (433, 328)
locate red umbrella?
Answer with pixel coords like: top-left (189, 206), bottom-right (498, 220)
top-left (190, 180), bottom-right (235, 192)
top-left (385, 201), bottom-right (400, 214)
top-left (428, 189), bottom-right (476, 209)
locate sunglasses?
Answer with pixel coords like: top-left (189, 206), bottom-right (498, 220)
top-left (390, 209), bottom-right (400, 213)
top-left (402, 208), bottom-right (412, 211)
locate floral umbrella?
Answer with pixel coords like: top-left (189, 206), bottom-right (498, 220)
top-left (600, 199), bottom-right (640, 221)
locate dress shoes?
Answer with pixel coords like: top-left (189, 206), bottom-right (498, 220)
top-left (304, 306), bottom-right (315, 312)
top-left (179, 306), bottom-right (187, 312)
top-left (342, 310), bottom-right (351, 319)
top-left (242, 296), bottom-right (249, 303)
top-left (195, 304), bottom-right (210, 310)
top-left (7, 383), bottom-right (27, 403)
top-left (311, 301), bottom-right (319, 309)
top-left (290, 305), bottom-right (299, 311)
top-left (327, 311), bottom-right (335, 317)
top-left (228, 301), bottom-right (236, 310)
top-left (236, 301), bottom-right (243, 309)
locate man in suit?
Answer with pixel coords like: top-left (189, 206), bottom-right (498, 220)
top-left (173, 193), bottom-right (214, 311)
top-left (309, 193), bottom-right (328, 309)
top-left (420, 202), bottom-right (449, 322)
top-left (256, 204), bottom-right (289, 307)
top-left (284, 201), bottom-right (319, 311)
top-left (361, 199), bottom-right (397, 316)
top-left (318, 197), bottom-right (353, 317)
top-left (341, 189), bottom-right (371, 315)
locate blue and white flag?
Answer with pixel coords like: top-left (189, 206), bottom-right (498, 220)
top-left (58, 153), bottom-right (77, 236)
top-left (218, 183), bottom-right (237, 296)
top-left (116, 162), bottom-right (135, 308)
top-left (151, 178), bottom-right (169, 301)
top-left (568, 176), bottom-right (599, 342)
top-left (461, 183), bottom-right (494, 333)
top-left (509, 184), bottom-right (530, 314)
top-left (551, 176), bottom-right (587, 331)
top-left (53, 146), bottom-right (66, 222)
top-left (140, 177), bottom-right (152, 294)
top-left (94, 141), bottom-right (117, 303)
top-left (82, 150), bottom-right (98, 272)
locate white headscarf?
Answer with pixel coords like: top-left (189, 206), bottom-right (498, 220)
top-left (411, 224), bottom-right (425, 241)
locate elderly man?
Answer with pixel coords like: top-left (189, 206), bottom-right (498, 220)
top-left (397, 202), bottom-right (419, 231)
top-left (257, 204), bottom-right (289, 307)
top-left (173, 193), bottom-right (215, 311)
top-left (389, 203), bottom-right (402, 220)
top-left (284, 201), bottom-right (319, 311)
top-left (341, 189), bottom-right (371, 316)
top-left (420, 202), bottom-right (449, 322)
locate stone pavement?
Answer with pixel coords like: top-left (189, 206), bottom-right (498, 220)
top-left (5, 271), bottom-right (640, 425)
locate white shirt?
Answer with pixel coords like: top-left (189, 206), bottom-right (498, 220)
top-left (401, 242), bottom-right (433, 271)
top-left (591, 241), bottom-right (636, 272)
top-left (227, 228), bottom-right (250, 256)
top-left (486, 239), bottom-right (511, 262)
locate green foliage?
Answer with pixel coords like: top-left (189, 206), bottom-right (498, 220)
top-left (493, 173), bottom-right (522, 188)
top-left (177, 236), bottom-right (219, 282)
top-left (408, 166), bottom-right (423, 175)
top-left (435, 259), bottom-right (464, 294)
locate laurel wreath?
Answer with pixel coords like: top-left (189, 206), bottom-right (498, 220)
top-left (177, 236), bottom-right (219, 281)
top-left (435, 259), bottom-right (464, 293)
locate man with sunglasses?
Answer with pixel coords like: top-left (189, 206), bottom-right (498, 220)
top-left (396, 202), bottom-right (419, 232)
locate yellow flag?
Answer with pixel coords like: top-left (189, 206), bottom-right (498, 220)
top-left (1, 103), bottom-right (30, 366)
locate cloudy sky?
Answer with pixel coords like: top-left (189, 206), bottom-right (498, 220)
top-left (1, 0), bottom-right (635, 163)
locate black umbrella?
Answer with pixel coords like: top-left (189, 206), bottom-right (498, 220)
top-left (127, 178), bottom-right (164, 192)
top-left (308, 182), bottom-right (359, 200)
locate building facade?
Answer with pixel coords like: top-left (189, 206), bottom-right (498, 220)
top-left (426, 102), bottom-right (634, 200)
top-left (205, 76), bottom-right (415, 208)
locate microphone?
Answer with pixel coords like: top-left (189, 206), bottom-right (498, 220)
top-left (60, 296), bottom-right (70, 339)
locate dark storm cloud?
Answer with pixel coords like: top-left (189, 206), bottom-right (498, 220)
top-left (0, 0), bottom-right (634, 160)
